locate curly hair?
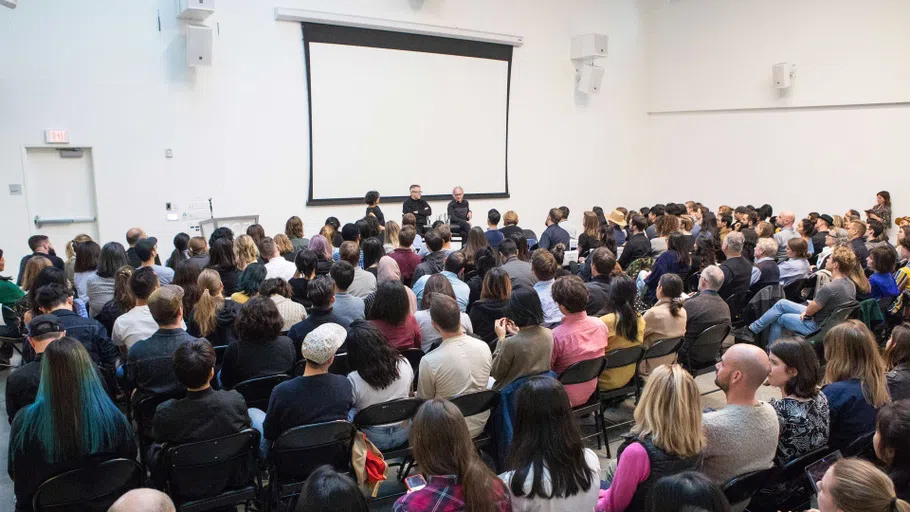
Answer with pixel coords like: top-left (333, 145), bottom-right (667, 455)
top-left (235, 296), bottom-right (283, 343)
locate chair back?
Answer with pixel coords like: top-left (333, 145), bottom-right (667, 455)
top-left (842, 431), bottom-right (875, 458)
top-left (402, 348), bottom-right (424, 374)
top-left (726, 291), bottom-right (752, 326)
top-left (134, 391), bottom-right (186, 440)
top-left (772, 446), bottom-right (831, 487)
top-left (783, 278), bottom-right (807, 303)
top-left (271, 420), bottom-right (357, 483)
top-left (686, 324), bottom-right (731, 368)
top-left (558, 357), bottom-right (607, 386)
top-left (328, 352), bottom-right (350, 376)
top-left (809, 305), bottom-right (859, 347)
top-left (32, 458), bottom-right (143, 512)
top-left (233, 374), bottom-right (290, 410)
top-left (642, 337), bottom-right (683, 361)
top-left (163, 429), bottom-right (260, 502)
top-left (685, 272), bottom-right (701, 293)
top-left (721, 467), bottom-right (776, 507)
top-left (450, 390), bottom-right (500, 418)
top-left (353, 398), bottom-right (424, 428)
top-left (292, 359), bottom-right (305, 377)
top-left (213, 345), bottom-right (228, 367)
top-left (603, 346), bottom-right (645, 370)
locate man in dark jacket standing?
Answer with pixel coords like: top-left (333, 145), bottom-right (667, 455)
top-left (618, 215), bottom-right (652, 269)
top-left (402, 184), bottom-right (432, 234)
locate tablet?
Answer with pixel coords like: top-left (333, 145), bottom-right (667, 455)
top-left (805, 450), bottom-right (842, 493)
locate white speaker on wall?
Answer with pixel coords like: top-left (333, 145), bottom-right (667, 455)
top-left (178, 0), bottom-right (214, 21)
top-left (773, 62), bottom-right (796, 89)
top-left (571, 33), bottom-right (607, 60)
top-left (186, 25), bottom-right (213, 67)
top-left (576, 64), bottom-right (605, 95)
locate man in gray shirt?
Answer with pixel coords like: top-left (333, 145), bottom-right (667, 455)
top-left (134, 237), bottom-right (174, 285)
top-left (703, 344), bottom-right (778, 510)
top-left (329, 261), bottom-right (365, 324)
top-left (499, 238), bottom-right (537, 290)
top-left (773, 211), bottom-right (800, 261)
top-left (340, 241), bottom-right (376, 298)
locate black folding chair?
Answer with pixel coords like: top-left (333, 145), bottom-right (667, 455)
top-left (449, 390), bottom-right (500, 451)
top-left (233, 374), bottom-right (290, 411)
top-left (133, 391), bottom-right (186, 459)
top-left (32, 458), bottom-right (144, 512)
top-left (161, 429), bottom-right (262, 511)
top-left (353, 398), bottom-right (425, 479)
top-left (842, 431), bottom-right (875, 459)
top-left (597, 346), bottom-right (645, 458)
top-left (402, 348), bottom-right (424, 391)
top-left (558, 357), bottom-right (608, 449)
top-left (639, 337), bottom-right (683, 378)
top-left (721, 467), bottom-right (777, 510)
top-left (725, 291), bottom-right (753, 328)
top-left (753, 446), bottom-right (831, 511)
top-left (783, 278), bottom-right (807, 303)
top-left (682, 324), bottom-right (731, 382)
top-left (328, 353), bottom-right (350, 376)
top-left (685, 272), bottom-right (701, 294)
top-left (213, 345), bottom-right (228, 367)
top-left (268, 420), bottom-right (357, 509)
top-left (291, 360), bottom-right (305, 377)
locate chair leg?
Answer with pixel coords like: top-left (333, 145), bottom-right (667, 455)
top-left (599, 408), bottom-right (610, 459)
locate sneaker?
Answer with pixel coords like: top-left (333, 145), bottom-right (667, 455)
top-left (732, 326), bottom-right (756, 344)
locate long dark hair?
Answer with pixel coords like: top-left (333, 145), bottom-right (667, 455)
top-left (885, 324), bottom-right (910, 370)
top-left (368, 280), bottom-right (410, 325)
top-left (507, 286), bottom-right (544, 327)
top-left (420, 274), bottom-right (456, 310)
top-left (700, 212), bottom-right (720, 241)
top-left (166, 232), bottom-right (191, 269)
top-left (297, 465), bottom-right (368, 512)
top-left (346, 320), bottom-right (402, 390)
top-left (96, 242), bottom-right (130, 279)
top-left (877, 401), bottom-right (910, 493)
top-left (658, 274), bottom-right (683, 317)
top-left (768, 337), bottom-right (820, 398)
top-left (207, 238), bottom-right (236, 272)
top-left (174, 260), bottom-right (201, 317)
top-left (361, 238), bottom-right (384, 269)
top-left (236, 263), bottom-right (267, 296)
top-left (607, 275), bottom-right (640, 340)
top-left (695, 237), bottom-right (717, 271)
top-left (597, 224), bottom-right (617, 256)
top-left (411, 399), bottom-right (506, 512)
top-left (465, 227), bottom-right (489, 267)
top-left (73, 241), bottom-right (101, 273)
top-left (650, 472), bottom-right (730, 512)
top-left (667, 232), bottom-right (692, 268)
top-left (507, 376), bottom-right (593, 499)
top-left (510, 233), bottom-right (531, 262)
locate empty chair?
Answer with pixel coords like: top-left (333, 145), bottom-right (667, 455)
top-left (32, 459), bottom-right (144, 512)
top-left (232, 374), bottom-right (290, 410)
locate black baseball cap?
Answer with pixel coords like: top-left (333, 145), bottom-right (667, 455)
top-left (818, 214), bottom-right (834, 226)
top-left (135, 237), bottom-right (158, 262)
top-left (28, 314), bottom-right (64, 337)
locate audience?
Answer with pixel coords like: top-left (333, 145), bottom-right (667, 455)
top-left (112, 267), bottom-right (161, 349)
top-left (185, 236), bottom-right (209, 272)
top-left (288, 275), bottom-right (351, 356)
top-left (165, 233), bottom-right (191, 270)
top-left (772, 211), bottom-right (799, 260)
top-left (297, 465), bottom-right (368, 512)
top-left (220, 296), bottom-right (295, 389)
top-left (16, 235), bottom-right (64, 286)
top-left (185, 268), bottom-right (240, 346)
top-left (414, 250), bottom-right (470, 311)
top-left (822, 320), bottom-right (890, 450)
top-left (490, 287), bottom-right (553, 391)
top-left (499, 238), bottom-right (537, 289)
top-left (207, 237), bottom-right (241, 296)
top-left (886, 324), bottom-right (910, 400)
top-left (848, 220), bottom-right (870, 268)
top-left (366, 256), bottom-right (418, 316)
top-left (260, 278), bottom-right (306, 331)
top-left (648, 472), bottom-right (730, 512)
top-left (261, 236), bottom-right (297, 281)
top-left (501, 377), bottom-right (598, 511)
top-left (6, 315), bottom-right (66, 423)
top-left (414, 274), bottom-right (474, 352)
top-left (584, 247), bottom-right (616, 316)
top-left (875, 401), bottom-right (910, 500)
top-left (231, 262), bottom-right (267, 304)
top-left (339, 241), bottom-right (376, 298)
top-left (71, 240), bottom-right (100, 304)
top-left (416, 295), bottom-right (491, 438)
top-left (485, 209), bottom-right (505, 249)
top-left (641, 274), bottom-right (687, 375)
top-left (362, 237), bottom-right (384, 276)
top-left (749, 237), bottom-right (780, 293)
top-left (412, 229), bottom-right (446, 285)
top-left (868, 246), bottom-right (900, 300)
top-left (173, 260), bottom-right (201, 318)
top-left (499, 210), bottom-right (523, 240)
top-left (109, 489), bottom-right (177, 512)
top-left (368, 280), bottom-right (422, 351)
top-left (389, 226), bottom-right (422, 287)
top-left (596, 275), bottom-right (644, 392)
top-left (329, 261), bottom-right (366, 325)
top-left (679, 265), bottom-right (730, 365)
top-left (717, 232), bottom-right (751, 299)
top-left (134, 237), bottom-right (174, 286)
top-left (18, 255), bottom-right (51, 295)
top-left (93, 265), bottom-right (136, 337)
top-left (618, 215), bottom-right (651, 270)
top-left (285, 216), bottom-right (309, 253)
top-left (468, 267), bottom-right (512, 344)
top-left (815, 458), bottom-right (910, 512)
top-left (290, 248), bottom-right (317, 307)
top-left (598, 365), bottom-right (705, 511)
top-left (578, 211), bottom-right (602, 259)
top-left (644, 232), bottom-right (692, 303)
top-left (307, 234), bottom-right (335, 276)
top-left (778, 237), bottom-right (811, 286)
top-left (550, 276), bottom-right (609, 406)
top-left (538, 208), bottom-right (570, 251)
top-left (531, 249), bottom-right (563, 325)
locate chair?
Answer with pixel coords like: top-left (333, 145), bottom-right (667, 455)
top-left (213, 345), bottom-right (228, 368)
top-left (725, 291), bottom-right (753, 328)
top-left (161, 429), bottom-right (262, 511)
top-left (558, 357), bottom-right (608, 449)
top-left (32, 458), bottom-right (144, 512)
top-left (639, 337), bottom-right (683, 376)
top-left (134, 391), bottom-right (187, 450)
top-left (233, 374), bottom-right (290, 410)
top-left (449, 390), bottom-right (501, 450)
top-left (268, 420), bottom-right (357, 508)
top-left (291, 359), bottom-right (305, 377)
top-left (685, 272), bottom-right (701, 294)
top-left (402, 348), bottom-right (424, 391)
top-left (592, 348), bottom-right (643, 457)
top-left (682, 324), bottom-right (731, 378)
top-left (783, 278), bottom-right (807, 303)
top-left (806, 305), bottom-right (859, 354)
top-left (756, 446), bottom-right (830, 511)
top-left (721, 467), bottom-right (777, 510)
top-left (353, 398), bottom-right (425, 480)
top-left (328, 352), bottom-right (350, 376)
top-left (842, 431), bottom-right (875, 459)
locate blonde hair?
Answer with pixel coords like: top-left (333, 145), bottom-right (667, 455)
top-left (384, 221), bottom-right (401, 249)
top-left (233, 235), bottom-right (259, 270)
top-left (826, 458), bottom-right (910, 512)
top-left (679, 215), bottom-right (695, 232)
top-left (824, 320), bottom-right (890, 409)
top-left (503, 210), bottom-right (519, 226)
top-left (631, 364), bottom-right (706, 458)
top-left (193, 269), bottom-right (225, 337)
top-left (21, 256), bottom-right (52, 291)
top-left (273, 234), bottom-right (294, 255)
top-left (756, 221), bottom-right (774, 238)
top-left (832, 215), bottom-right (845, 229)
top-left (65, 234), bottom-right (93, 262)
top-left (831, 246), bottom-right (870, 294)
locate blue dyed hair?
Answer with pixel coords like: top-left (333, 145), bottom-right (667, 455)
top-left (11, 337), bottom-right (131, 464)
top-left (237, 262), bottom-right (267, 296)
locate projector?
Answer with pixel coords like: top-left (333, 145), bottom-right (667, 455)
top-left (1, 0), bottom-right (17, 9)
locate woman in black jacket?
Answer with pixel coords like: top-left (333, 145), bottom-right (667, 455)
top-left (468, 268), bottom-right (512, 344)
top-left (219, 296), bottom-right (295, 389)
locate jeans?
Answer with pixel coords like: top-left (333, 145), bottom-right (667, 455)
top-left (248, 407), bottom-right (269, 460)
top-left (362, 423), bottom-right (411, 452)
top-left (749, 299), bottom-right (819, 344)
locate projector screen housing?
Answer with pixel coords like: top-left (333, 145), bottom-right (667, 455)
top-left (301, 23), bottom-right (514, 205)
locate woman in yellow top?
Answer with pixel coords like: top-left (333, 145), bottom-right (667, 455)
top-left (599, 274), bottom-right (645, 391)
top-left (230, 262), bottom-right (267, 304)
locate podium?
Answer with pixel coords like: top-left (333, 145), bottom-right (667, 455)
top-left (198, 216), bottom-right (259, 241)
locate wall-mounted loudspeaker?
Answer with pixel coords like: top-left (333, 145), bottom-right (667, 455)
top-left (187, 25), bottom-right (213, 67)
top-left (576, 64), bottom-right (605, 95)
top-left (773, 62), bottom-right (796, 89)
top-left (571, 33), bottom-right (607, 60)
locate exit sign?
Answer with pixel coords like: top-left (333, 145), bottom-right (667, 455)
top-left (45, 130), bottom-right (69, 144)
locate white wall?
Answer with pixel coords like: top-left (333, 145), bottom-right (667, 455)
top-left (0, 0), bottom-right (648, 278)
top-left (644, 0), bottom-right (910, 221)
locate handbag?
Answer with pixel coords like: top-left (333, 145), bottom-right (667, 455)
top-left (351, 431), bottom-right (387, 497)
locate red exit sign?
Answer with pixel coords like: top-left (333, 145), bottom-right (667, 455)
top-left (45, 130), bottom-right (69, 144)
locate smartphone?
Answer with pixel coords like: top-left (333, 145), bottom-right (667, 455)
top-left (405, 474), bottom-right (427, 493)
top-left (805, 450), bottom-right (842, 493)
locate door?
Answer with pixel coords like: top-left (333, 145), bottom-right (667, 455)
top-left (24, 148), bottom-right (99, 251)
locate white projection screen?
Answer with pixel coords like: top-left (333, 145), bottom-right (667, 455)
top-left (302, 23), bottom-right (513, 205)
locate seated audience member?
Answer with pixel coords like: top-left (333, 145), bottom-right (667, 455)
top-left (598, 365), bottom-right (705, 512)
top-left (306, 234), bottom-right (334, 276)
top-left (886, 324), bottom-right (910, 400)
top-left (173, 261), bottom-right (201, 319)
top-left (96, 267), bottom-right (137, 339)
top-left (416, 295), bottom-right (492, 438)
top-left (499, 210), bottom-right (524, 240)
top-left (207, 237), bottom-right (241, 296)
top-left (246, 224), bottom-right (266, 249)
top-left (875, 401), bottom-right (910, 500)
top-left (383, 220), bottom-right (400, 253)
top-left (648, 472), bottom-right (730, 512)
top-left (598, 275), bottom-right (644, 392)
top-left (822, 320), bottom-right (890, 450)
top-left (618, 215), bottom-right (652, 270)
top-left (290, 248), bottom-right (317, 307)
top-left (401, 213), bottom-right (426, 254)
top-left (749, 237), bottom-right (780, 293)
top-left (10, 337), bottom-right (135, 510)
top-left (362, 237), bottom-right (384, 277)
top-left (778, 237), bottom-right (811, 286)
top-left (234, 234), bottom-right (260, 271)
top-left (796, 218), bottom-right (816, 257)
top-left (550, 276), bottom-right (608, 406)
top-left (230, 262), bottom-right (266, 304)
top-left (134, 236), bottom-right (174, 285)
top-left (812, 214), bottom-right (833, 257)
top-left (679, 265), bottom-right (730, 366)
top-left (125, 285), bottom-right (201, 404)
top-left (412, 231), bottom-right (446, 284)
top-left (558, 206), bottom-right (580, 240)
top-left (868, 246), bottom-right (901, 300)
top-left (368, 280), bottom-right (422, 351)
top-left (816, 227), bottom-right (850, 270)
top-left (329, 261), bottom-right (366, 325)
top-left (340, 241), bottom-right (377, 298)
top-left (165, 233), bottom-right (190, 270)
top-left (491, 287), bottom-right (553, 391)
top-left (500, 238), bottom-right (537, 290)
top-left (413, 250), bottom-right (471, 311)
top-left (538, 208), bottom-right (571, 251)
top-left (389, 226), bottom-right (422, 286)
top-left (71, 240), bottom-right (99, 304)
top-left (646, 205), bottom-right (665, 239)
top-left (261, 236), bottom-right (297, 281)
top-left (867, 219), bottom-right (893, 252)
top-left (35, 284), bottom-right (118, 376)
top-left (365, 256), bottom-right (418, 315)
top-left (185, 236), bottom-right (209, 273)
top-left (645, 232), bottom-right (692, 304)
top-left (463, 227), bottom-right (490, 275)
top-left (186, 269), bottom-right (240, 347)
top-left (220, 296), bottom-right (295, 389)
top-left (718, 214), bottom-right (733, 243)
top-left (112, 267), bottom-right (161, 349)
top-left (260, 278), bottom-right (306, 331)
top-left (346, 320), bottom-right (414, 450)
top-left (414, 274), bottom-right (474, 352)
top-left (6, 315), bottom-right (65, 423)
top-left (501, 377), bottom-right (598, 510)
top-left (585, 248), bottom-right (616, 316)
top-left (468, 268), bottom-right (512, 344)
top-left (485, 208), bottom-right (505, 249)
top-left (256, 323), bottom-right (353, 447)
top-left (606, 209), bottom-right (628, 247)
top-left (702, 344), bottom-right (778, 486)
top-left (814, 458), bottom-right (910, 512)
top-left (717, 232), bottom-right (752, 299)
top-left (641, 274), bottom-right (687, 375)
top-left (531, 249), bottom-right (563, 324)
top-left (364, 190), bottom-right (385, 227)
top-left (288, 276), bottom-right (351, 355)
top-left (109, 489), bottom-right (176, 512)
top-left (772, 211), bottom-right (799, 260)
top-left (297, 465), bottom-right (369, 512)
top-left (394, 399), bottom-right (510, 512)
top-left (578, 211), bottom-right (602, 259)
top-left (85, 242), bottom-right (130, 317)
top-left (849, 220), bottom-right (870, 268)
top-left (649, 214), bottom-right (680, 258)
top-left (736, 246), bottom-right (859, 344)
